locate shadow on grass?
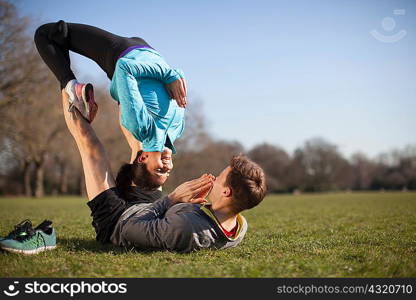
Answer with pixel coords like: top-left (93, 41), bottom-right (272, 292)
top-left (57, 237), bottom-right (158, 255)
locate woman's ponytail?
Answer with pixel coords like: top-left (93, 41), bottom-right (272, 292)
top-left (115, 163), bottom-right (134, 196)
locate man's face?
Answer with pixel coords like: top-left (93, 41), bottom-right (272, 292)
top-left (208, 166), bottom-right (231, 202)
top-left (141, 147), bottom-right (173, 186)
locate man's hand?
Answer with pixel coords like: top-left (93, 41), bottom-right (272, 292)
top-left (194, 175), bottom-right (215, 200)
top-left (165, 78), bottom-right (187, 108)
top-left (168, 174), bottom-right (214, 205)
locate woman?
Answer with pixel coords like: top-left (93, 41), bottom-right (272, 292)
top-left (34, 20), bottom-right (186, 188)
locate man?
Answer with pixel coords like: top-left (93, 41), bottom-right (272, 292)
top-left (62, 91), bottom-right (267, 253)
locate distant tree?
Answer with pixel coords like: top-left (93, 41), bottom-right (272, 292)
top-left (0, 1), bottom-right (66, 197)
top-left (248, 143), bottom-right (290, 192)
top-left (164, 96), bottom-right (217, 191)
top-left (198, 140), bottom-right (244, 175)
top-left (291, 138), bottom-right (352, 192)
top-left (174, 96), bottom-right (212, 152)
top-left (46, 130), bottom-right (80, 195)
top-left (350, 152), bottom-right (377, 190)
top-left (372, 146), bottom-right (416, 190)
top-left (396, 145), bottom-right (416, 189)
top-left (0, 1), bottom-right (44, 109)
top-left (167, 139), bottom-right (244, 192)
top-left (3, 71), bottom-right (64, 197)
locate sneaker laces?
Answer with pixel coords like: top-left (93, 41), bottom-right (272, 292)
top-left (14, 225), bottom-right (36, 242)
top-left (5, 219), bottom-right (33, 239)
top-left (65, 79), bottom-right (77, 112)
top-left (36, 231), bottom-right (47, 249)
top-left (68, 102), bottom-right (75, 112)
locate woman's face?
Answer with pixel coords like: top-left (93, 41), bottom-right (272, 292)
top-left (140, 148), bottom-right (173, 186)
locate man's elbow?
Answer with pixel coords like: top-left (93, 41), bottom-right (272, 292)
top-left (164, 228), bottom-right (197, 253)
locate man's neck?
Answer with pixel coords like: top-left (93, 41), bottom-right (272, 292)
top-left (210, 207), bottom-right (238, 231)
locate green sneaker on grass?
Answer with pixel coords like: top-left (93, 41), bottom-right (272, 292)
top-left (0, 220), bottom-right (56, 255)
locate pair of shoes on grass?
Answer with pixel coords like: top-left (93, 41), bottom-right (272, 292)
top-left (0, 219), bottom-right (56, 255)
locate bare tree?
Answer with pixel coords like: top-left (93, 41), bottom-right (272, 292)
top-left (371, 146), bottom-right (416, 190)
top-left (248, 143), bottom-right (290, 192)
top-left (174, 96), bottom-right (212, 152)
top-left (166, 139), bottom-right (243, 192)
top-left (0, 1), bottom-right (45, 109)
top-left (3, 69), bottom-right (64, 197)
top-left (350, 152), bottom-right (377, 190)
top-left (398, 145), bottom-right (416, 189)
top-left (292, 137), bottom-right (352, 192)
top-left (0, 1), bottom-right (64, 197)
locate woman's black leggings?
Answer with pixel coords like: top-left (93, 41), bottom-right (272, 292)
top-left (34, 20), bottom-right (151, 89)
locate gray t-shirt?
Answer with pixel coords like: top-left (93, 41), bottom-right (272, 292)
top-left (110, 196), bottom-right (247, 253)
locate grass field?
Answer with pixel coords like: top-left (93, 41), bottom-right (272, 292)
top-left (0, 192), bottom-right (415, 277)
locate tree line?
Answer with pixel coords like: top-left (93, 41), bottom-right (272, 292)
top-left (1, 1), bottom-right (415, 197)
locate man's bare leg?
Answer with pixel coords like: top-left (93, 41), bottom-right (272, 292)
top-left (118, 106), bottom-right (142, 163)
top-left (61, 90), bottom-right (115, 200)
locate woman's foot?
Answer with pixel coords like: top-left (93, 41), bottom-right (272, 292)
top-left (65, 79), bottom-right (98, 123)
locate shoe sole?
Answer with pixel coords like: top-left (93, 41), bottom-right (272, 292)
top-left (1, 245), bottom-right (56, 255)
top-left (82, 83), bottom-right (97, 123)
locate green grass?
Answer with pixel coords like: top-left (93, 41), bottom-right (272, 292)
top-left (0, 192), bottom-right (415, 277)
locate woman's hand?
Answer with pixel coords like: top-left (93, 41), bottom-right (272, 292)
top-left (165, 78), bottom-right (187, 108)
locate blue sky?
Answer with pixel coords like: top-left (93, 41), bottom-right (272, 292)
top-left (18, 0), bottom-right (416, 158)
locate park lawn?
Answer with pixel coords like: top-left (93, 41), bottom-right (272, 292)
top-left (0, 192), bottom-right (415, 277)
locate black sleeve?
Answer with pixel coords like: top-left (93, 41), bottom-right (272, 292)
top-left (120, 196), bottom-right (197, 252)
top-left (87, 188), bottom-right (127, 243)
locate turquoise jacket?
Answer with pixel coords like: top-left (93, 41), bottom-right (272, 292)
top-left (110, 48), bottom-right (185, 154)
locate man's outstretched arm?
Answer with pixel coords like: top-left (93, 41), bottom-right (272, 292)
top-left (61, 90), bottom-right (115, 200)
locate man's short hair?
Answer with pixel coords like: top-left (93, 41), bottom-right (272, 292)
top-left (226, 154), bottom-right (267, 213)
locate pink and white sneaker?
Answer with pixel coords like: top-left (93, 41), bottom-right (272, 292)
top-left (65, 79), bottom-right (98, 123)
